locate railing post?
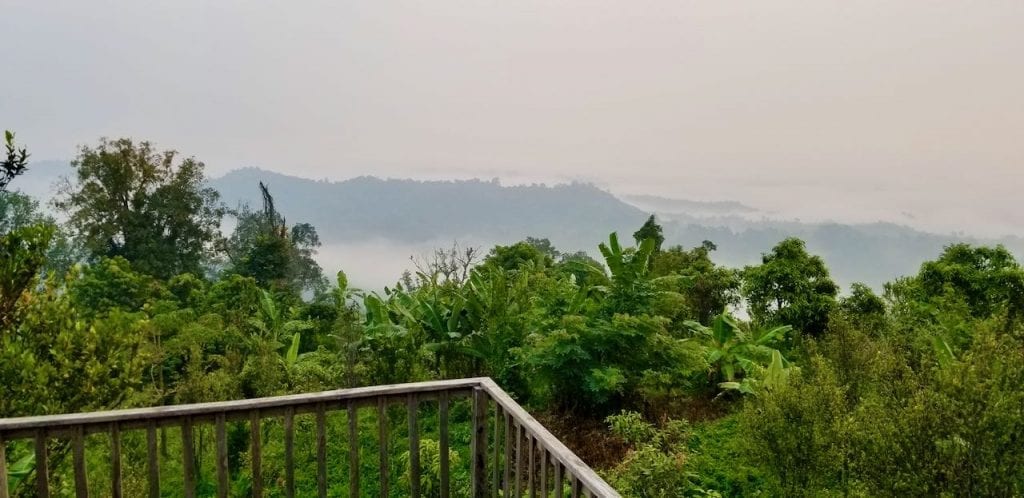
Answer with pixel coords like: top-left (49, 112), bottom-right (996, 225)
top-left (111, 422), bottom-right (122, 498)
top-left (0, 431), bottom-right (8, 498)
top-left (35, 430), bottom-right (49, 498)
top-left (146, 422), bottom-right (159, 498)
top-left (378, 397), bottom-right (389, 498)
top-left (408, 394), bottom-right (420, 498)
top-left (439, 391), bottom-right (450, 498)
top-left (471, 387), bottom-right (488, 498)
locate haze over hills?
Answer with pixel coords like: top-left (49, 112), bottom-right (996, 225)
top-left (14, 162), bottom-right (1023, 291)
top-left (210, 167), bottom-right (1024, 291)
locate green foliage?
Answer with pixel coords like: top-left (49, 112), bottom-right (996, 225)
top-left (5, 169), bottom-right (1024, 498)
top-left (528, 312), bottom-right (703, 414)
top-left (742, 237), bottom-right (839, 337)
top-left (481, 239), bottom-right (553, 272)
top-left (685, 314), bottom-right (792, 394)
top-left (605, 412), bottom-right (720, 497)
top-left (740, 319), bottom-right (1024, 496)
top-left (651, 241), bottom-right (740, 325)
top-left (0, 130), bottom-right (29, 192)
top-left (0, 283), bottom-right (148, 417)
top-left (633, 215), bottom-right (665, 253)
top-left (0, 223), bottom-right (53, 327)
top-left (54, 138), bottom-right (225, 279)
top-left (68, 256), bottom-right (166, 317)
top-left (223, 182), bottom-right (327, 294)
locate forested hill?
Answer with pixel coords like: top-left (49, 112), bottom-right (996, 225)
top-left (211, 167), bottom-right (1023, 289)
top-left (211, 167), bottom-right (649, 245)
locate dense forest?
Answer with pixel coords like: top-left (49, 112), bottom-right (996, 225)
top-left (3, 135), bottom-right (1024, 496)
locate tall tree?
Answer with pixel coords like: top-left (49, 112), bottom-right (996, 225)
top-left (0, 130), bottom-right (29, 192)
top-left (652, 241), bottom-right (740, 325)
top-left (54, 138), bottom-right (225, 279)
top-left (224, 182), bottom-right (327, 294)
top-left (742, 237), bottom-right (838, 336)
top-left (633, 215), bottom-right (665, 253)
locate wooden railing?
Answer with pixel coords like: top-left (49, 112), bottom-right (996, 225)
top-left (0, 377), bottom-right (619, 497)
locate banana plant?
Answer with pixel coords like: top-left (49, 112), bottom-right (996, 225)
top-left (247, 289), bottom-right (313, 361)
top-left (685, 313), bottom-right (792, 388)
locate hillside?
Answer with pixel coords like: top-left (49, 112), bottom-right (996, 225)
top-left (211, 167), bottom-right (649, 247)
top-left (16, 163), bottom-right (1023, 290)
top-left (211, 168), bottom-right (1024, 290)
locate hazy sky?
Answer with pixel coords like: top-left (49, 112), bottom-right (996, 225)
top-left (3, 1), bottom-right (1022, 236)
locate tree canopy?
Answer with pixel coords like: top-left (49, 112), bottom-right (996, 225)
top-left (742, 237), bottom-right (839, 336)
top-left (54, 138), bottom-right (225, 279)
top-left (2, 142), bottom-right (1023, 496)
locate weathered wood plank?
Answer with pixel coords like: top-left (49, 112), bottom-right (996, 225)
top-left (503, 411), bottom-right (512, 497)
top-left (554, 461), bottom-right (564, 498)
top-left (0, 378), bottom-right (620, 498)
top-left (0, 378), bottom-right (488, 436)
top-left (378, 397), bottom-right (389, 498)
top-left (182, 418), bottom-right (196, 498)
top-left (72, 426), bottom-right (88, 498)
top-left (515, 423), bottom-right (522, 498)
top-left (541, 450), bottom-right (548, 498)
top-left (146, 422), bottom-right (159, 498)
top-left (439, 391), bottom-right (449, 498)
top-left (35, 430), bottom-right (49, 498)
top-left (215, 414), bottom-right (228, 498)
top-left (110, 423), bottom-right (122, 498)
top-left (479, 379), bottom-right (619, 497)
top-left (492, 406), bottom-right (500, 498)
top-left (528, 434), bottom-right (536, 498)
top-left (471, 388), bottom-right (488, 498)
top-left (316, 404), bottom-right (327, 498)
top-left (408, 394), bottom-right (420, 498)
top-left (0, 432), bottom-right (9, 498)
top-left (250, 411), bottom-right (263, 498)
top-left (348, 402), bottom-right (359, 498)
top-left (284, 408), bottom-right (295, 498)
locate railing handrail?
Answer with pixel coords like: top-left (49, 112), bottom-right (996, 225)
top-left (0, 377), bottom-right (486, 434)
top-left (0, 377), bottom-right (621, 497)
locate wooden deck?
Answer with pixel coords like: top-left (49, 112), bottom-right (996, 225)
top-left (0, 377), bottom-right (619, 497)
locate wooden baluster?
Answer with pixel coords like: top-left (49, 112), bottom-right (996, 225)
top-left (250, 411), bottom-right (263, 498)
top-left (73, 426), bottom-right (89, 497)
top-left (554, 460), bottom-right (563, 498)
top-left (0, 431), bottom-right (8, 498)
top-left (284, 408), bottom-right (295, 498)
top-left (439, 391), bottom-right (449, 498)
top-left (147, 422), bottom-right (159, 498)
top-left (472, 388), bottom-right (488, 498)
top-left (492, 406), bottom-right (500, 498)
top-left (503, 412), bottom-right (512, 497)
top-left (215, 414), bottom-right (229, 498)
top-left (316, 403), bottom-right (327, 498)
top-left (111, 423), bottom-right (122, 498)
top-left (515, 423), bottom-right (522, 498)
top-left (408, 394), bottom-right (421, 498)
top-left (540, 450), bottom-right (548, 498)
top-left (528, 434), bottom-right (536, 498)
top-left (182, 418), bottom-right (196, 498)
top-left (35, 430), bottom-right (49, 498)
top-left (348, 402), bottom-right (359, 498)
top-left (378, 397), bottom-right (389, 498)
top-left (571, 476), bottom-right (581, 498)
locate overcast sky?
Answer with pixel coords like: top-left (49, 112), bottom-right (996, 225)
top-left (2, 1), bottom-right (1022, 236)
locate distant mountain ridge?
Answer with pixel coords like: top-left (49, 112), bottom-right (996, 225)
top-left (620, 194), bottom-right (758, 216)
top-left (211, 167), bottom-right (648, 245)
top-left (13, 163), bottom-right (1023, 290)
top-left (210, 168), bottom-right (1024, 289)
